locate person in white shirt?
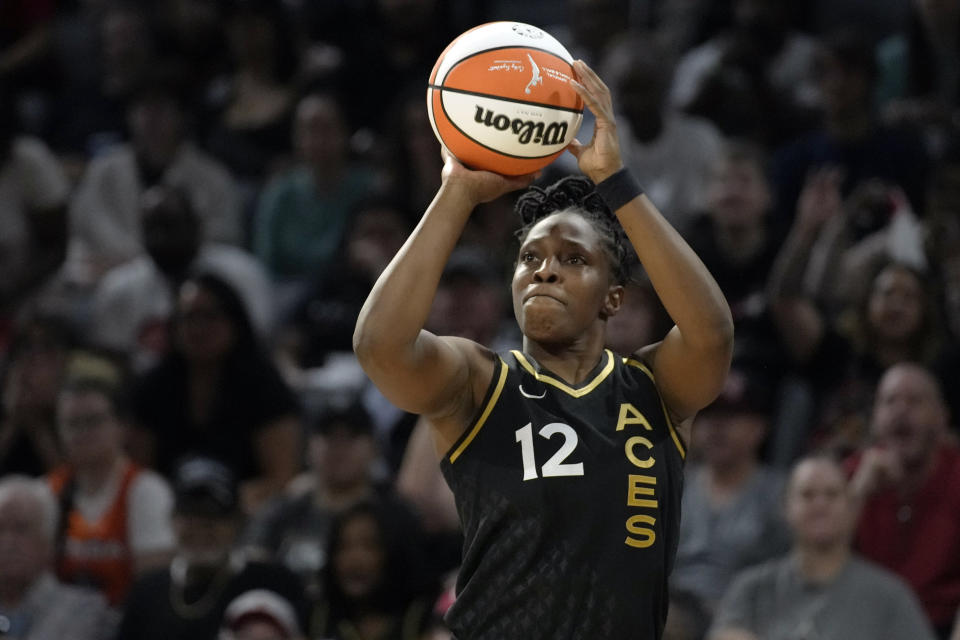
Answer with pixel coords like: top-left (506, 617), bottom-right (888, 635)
top-left (579, 36), bottom-right (726, 237)
top-left (0, 90), bottom-right (70, 310)
top-left (88, 185), bottom-right (272, 372)
top-left (48, 373), bottom-right (175, 605)
top-left (65, 69), bottom-right (241, 287)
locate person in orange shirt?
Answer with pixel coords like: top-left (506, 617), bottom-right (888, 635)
top-left (48, 374), bottom-right (175, 605)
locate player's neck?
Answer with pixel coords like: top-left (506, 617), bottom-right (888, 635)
top-left (523, 335), bottom-right (607, 386)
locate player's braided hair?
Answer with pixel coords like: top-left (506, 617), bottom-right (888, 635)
top-left (514, 175), bottom-right (634, 285)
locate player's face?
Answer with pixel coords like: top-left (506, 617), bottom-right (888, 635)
top-left (512, 211), bottom-right (621, 346)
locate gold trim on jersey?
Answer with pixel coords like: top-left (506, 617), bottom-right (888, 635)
top-left (511, 349), bottom-right (615, 397)
top-left (624, 357), bottom-right (686, 459)
top-left (448, 358), bottom-right (509, 464)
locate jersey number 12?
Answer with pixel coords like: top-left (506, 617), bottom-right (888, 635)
top-left (515, 422), bottom-right (584, 481)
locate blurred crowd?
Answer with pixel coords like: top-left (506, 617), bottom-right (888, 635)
top-left (1, 0), bottom-right (960, 639)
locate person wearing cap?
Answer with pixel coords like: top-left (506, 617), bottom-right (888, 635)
top-left (671, 367), bottom-right (791, 611)
top-left (425, 246), bottom-right (518, 353)
top-left (242, 402), bottom-right (420, 599)
top-left (115, 456), bottom-right (307, 640)
top-left (219, 589), bottom-right (305, 640)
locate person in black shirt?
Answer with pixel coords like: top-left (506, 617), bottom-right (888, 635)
top-left (116, 456), bottom-right (307, 640)
top-left (353, 59), bottom-right (733, 640)
top-left (128, 272), bottom-right (301, 514)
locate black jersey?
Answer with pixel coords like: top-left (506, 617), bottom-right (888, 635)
top-left (440, 349), bottom-right (686, 640)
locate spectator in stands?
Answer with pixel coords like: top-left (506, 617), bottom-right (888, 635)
top-left (0, 0), bottom-right (56, 96)
top-left (926, 142), bottom-right (960, 429)
top-left (218, 589), bottom-right (305, 640)
top-left (65, 67), bottom-right (242, 287)
top-left (379, 84), bottom-right (443, 220)
top-left (128, 273), bottom-right (301, 514)
top-left (310, 499), bottom-right (436, 640)
top-left (0, 475), bottom-right (117, 640)
top-left (117, 456), bottom-right (307, 640)
top-left (673, 366), bottom-right (791, 609)
top-left (338, 0), bottom-right (458, 132)
top-left (242, 402), bottom-right (388, 598)
top-left (663, 589), bottom-right (711, 640)
top-left (426, 247), bottom-right (517, 353)
top-left (686, 141), bottom-right (788, 381)
top-left (876, 0), bottom-right (960, 153)
top-left (88, 185), bottom-right (272, 372)
top-left (768, 169), bottom-right (945, 455)
top-left (770, 29), bottom-right (929, 226)
top-left (280, 197), bottom-right (409, 370)
top-left (604, 268), bottom-right (673, 357)
top-left (205, 0), bottom-right (298, 184)
top-left (253, 92), bottom-right (379, 289)
top-left (669, 0), bottom-right (820, 146)
top-left (591, 36), bottom-right (726, 236)
top-left (48, 374), bottom-right (175, 605)
top-left (849, 362), bottom-right (960, 636)
top-left (0, 88), bottom-right (69, 315)
top-left (710, 454), bottom-right (936, 640)
top-left (49, 2), bottom-right (156, 158)
top-left (0, 314), bottom-right (71, 476)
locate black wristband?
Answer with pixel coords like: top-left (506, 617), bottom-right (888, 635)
top-left (594, 167), bottom-right (644, 211)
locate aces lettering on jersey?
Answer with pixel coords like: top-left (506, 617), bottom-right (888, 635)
top-left (617, 403), bottom-right (658, 549)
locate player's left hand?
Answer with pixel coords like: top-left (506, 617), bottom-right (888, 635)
top-left (567, 59), bottom-right (624, 184)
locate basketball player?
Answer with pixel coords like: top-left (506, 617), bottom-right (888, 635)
top-left (353, 60), bottom-right (733, 639)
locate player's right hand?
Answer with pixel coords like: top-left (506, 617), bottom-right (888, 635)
top-left (440, 148), bottom-right (539, 205)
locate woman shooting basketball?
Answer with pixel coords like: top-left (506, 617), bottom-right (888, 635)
top-left (353, 59), bottom-right (733, 640)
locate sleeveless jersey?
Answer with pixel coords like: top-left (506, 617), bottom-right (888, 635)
top-left (49, 460), bottom-right (141, 605)
top-left (440, 349), bottom-right (686, 640)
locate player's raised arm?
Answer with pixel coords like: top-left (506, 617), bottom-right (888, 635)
top-left (568, 60), bottom-right (733, 429)
top-left (353, 153), bottom-right (535, 441)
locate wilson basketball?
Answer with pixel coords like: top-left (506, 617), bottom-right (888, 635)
top-left (427, 22), bottom-right (584, 176)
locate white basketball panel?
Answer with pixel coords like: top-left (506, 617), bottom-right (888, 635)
top-left (433, 22), bottom-right (574, 84)
top-left (440, 91), bottom-right (582, 158)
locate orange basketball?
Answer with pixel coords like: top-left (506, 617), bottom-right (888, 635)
top-left (427, 22), bottom-right (584, 176)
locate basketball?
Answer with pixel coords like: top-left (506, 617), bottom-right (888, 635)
top-left (427, 22), bottom-right (584, 176)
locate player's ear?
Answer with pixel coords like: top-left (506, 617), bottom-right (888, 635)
top-left (601, 284), bottom-right (624, 319)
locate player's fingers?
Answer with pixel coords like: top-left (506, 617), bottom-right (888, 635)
top-left (567, 138), bottom-right (584, 158)
top-left (570, 79), bottom-right (613, 124)
top-left (505, 171), bottom-right (542, 191)
top-left (440, 147), bottom-right (459, 166)
top-left (569, 78), bottom-right (596, 107)
top-left (573, 60), bottom-right (611, 100)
